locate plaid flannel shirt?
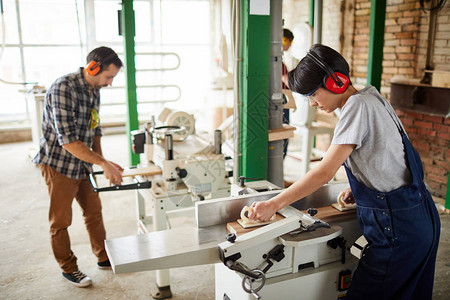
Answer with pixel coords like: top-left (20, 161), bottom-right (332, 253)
top-left (32, 68), bottom-right (102, 179)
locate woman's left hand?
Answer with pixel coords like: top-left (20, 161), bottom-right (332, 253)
top-left (342, 187), bottom-right (355, 204)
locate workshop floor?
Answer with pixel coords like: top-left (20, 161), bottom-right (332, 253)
top-left (1, 133), bottom-right (449, 300)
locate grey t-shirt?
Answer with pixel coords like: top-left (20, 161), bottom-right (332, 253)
top-left (331, 86), bottom-right (412, 192)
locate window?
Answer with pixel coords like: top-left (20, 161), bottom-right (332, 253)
top-left (0, 0), bottom-right (212, 132)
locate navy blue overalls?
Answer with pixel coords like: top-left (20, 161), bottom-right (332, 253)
top-left (344, 107), bottom-right (441, 300)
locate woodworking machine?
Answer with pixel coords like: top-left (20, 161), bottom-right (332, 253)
top-left (131, 115), bottom-right (231, 203)
top-left (91, 112), bottom-right (233, 297)
top-left (105, 182), bottom-right (362, 299)
top-left (128, 117), bottom-right (232, 296)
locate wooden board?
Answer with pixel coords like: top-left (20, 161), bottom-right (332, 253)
top-left (282, 89), bottom-right (297, 110)
top-left (226, 206), bottom-right (357, 236)
top-left (121, 165), bottom-right (162, 177)
top-left (237, 218), bottom-right (276, 229)
top-left (227, 214), bottom-right (285, 236)
top-left (302, 206), bottom-right (356, 223)
top-left (331, 203), bottom-right (357, 212)
top-left (268, 124), bottom-right (296, 142)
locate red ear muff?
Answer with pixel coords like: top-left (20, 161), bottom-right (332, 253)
top-left (324, 72), bottom-right (349, 94)
top-left (86, 61), bottom-right (101, 76)
top-left (307, 50), bottom-right (350, 94)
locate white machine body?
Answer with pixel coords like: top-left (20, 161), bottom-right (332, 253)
top-left (144, 131), bottom-right (231, 200)
top-left (105, 183), bottom-right (361, 300)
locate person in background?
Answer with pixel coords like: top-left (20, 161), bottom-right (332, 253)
top-left (282, 28), bottom-right (294, 161)
top-left (249, 44), bottom-right (440, 299)
top-left (33, 46), bottom-right (124, 288)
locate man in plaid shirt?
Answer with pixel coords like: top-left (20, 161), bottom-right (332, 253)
top-left (33, 46), bottom-right (124, 287)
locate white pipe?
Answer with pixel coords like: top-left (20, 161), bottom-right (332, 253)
top-left (232, 0), bottom-right (241, 184)
top-left (313, 0), bottom-right (323, 44)
top-left (267, 0), bottom-right (284, 188)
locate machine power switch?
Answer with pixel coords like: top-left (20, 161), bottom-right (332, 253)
top-left (338, 269), bottom-right (352, 291)
top-left (131, 130), bottom-right (146, 154)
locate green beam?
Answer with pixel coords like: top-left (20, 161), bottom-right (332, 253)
top-left (122, 0), bottom-right (140, 166)
top-left (309, 0), bottom-right (315, 26)
top-left (239, 0), bottom-right (271, 180)
top-left (446, 169), bottom-right (450, 209)
top-left (367, 0), bottom-right (386, 91)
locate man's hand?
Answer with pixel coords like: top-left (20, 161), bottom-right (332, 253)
top-left (108, 161), bottom-right (124, 173)
top-left (62, 140), bottom-right (123, 186)
top-left (100, 160), bottom-right (123, 186)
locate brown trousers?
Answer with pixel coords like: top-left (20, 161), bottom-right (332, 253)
top-left (40, 165), bottom-right (108, 273)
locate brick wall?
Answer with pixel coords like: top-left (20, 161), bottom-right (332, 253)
top-left (418, 2), bottom-right (450, 73)
top-left (355, 0), bottom-right (450, 198)
top-left (282, 0), bottom-right (450, 197)
top-left (396, 111), bottom-right (450, 198)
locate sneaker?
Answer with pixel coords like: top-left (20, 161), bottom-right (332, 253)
top-left (62, 270), bottom-right (92, 287)
top-left (97, 259), bottom-right (111, 269)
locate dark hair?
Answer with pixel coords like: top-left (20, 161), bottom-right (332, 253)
top-left (283, 28), bottom-right (294, 41)
top-left (288, 44), bottom-right (350, 95)
top-left (86, 46), bottom-right (123, 72)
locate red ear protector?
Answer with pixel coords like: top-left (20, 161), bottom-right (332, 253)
top-left (307, 50), bottom-right (349, 94)
top-left (86, 52), bottom-right (119, 76)
top-left (86, 60), bottom-right (101, 76)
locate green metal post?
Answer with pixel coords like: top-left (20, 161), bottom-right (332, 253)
top-left (122, 0), bottom-right (140, 166)
top-left (238, 0), bottom-right (271, 180)
top-left (309, 0), bottom-right (315, 26)
top-left (367, 0), bottom-right (386, 91)
top-left (309, 0), bottom-right (316, 148)
top-left (446, 169), bottom-right (450, 209)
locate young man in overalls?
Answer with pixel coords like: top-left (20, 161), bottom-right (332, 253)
top-left (248, 44), bottom-right (440, 299)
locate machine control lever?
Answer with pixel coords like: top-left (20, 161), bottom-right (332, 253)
top-left (225, 260), bottom-right (261, 280)
top-left (239, 176), bottom-right (263, 187)
top-left (306, 219), bottom-right (330, 231)
top-left (259, 244), bottom-right (285, 274)
top-left (289, 218), bottom-right (330, 236)
top-left (242, 269), bottom-right (265, 299)
top-left (251, 291), bottom-right (261, 300)
top-left (175, 167), bottom-right (187, 178)
top-left (225, 233), bottom-right (237, 243)
top-left (307, 207), bottom-right (318, 217)
top-left (327, 236), bottom-right (347, 264)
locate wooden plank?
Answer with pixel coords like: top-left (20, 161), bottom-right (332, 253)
top-left (268, 124), bottom-right (296, 142)
top-left (226, 206), bottom-right (357, 236)
top-left (302, 206), bottom-right (356, 223)
top-left (282, 89), bottom-right (297, 110)
top-left (331, 203), bottom-right (357, 212)
top-left (226, 214), bottom-right (285, 236)
top-left (121, 165), bottom-right (162, 177)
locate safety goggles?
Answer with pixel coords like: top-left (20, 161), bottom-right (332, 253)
top-left (303, 83), bottom-right (322, 97)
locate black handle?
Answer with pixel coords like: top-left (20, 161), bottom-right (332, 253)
top-left (239, 176), bottom-right (264, 187)
top-left (225, 260), bottom-right (261, 280)
top-left (307, 207), bottom-right (318, 217)
top-left (89, 171), bottom-right (151, 193)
